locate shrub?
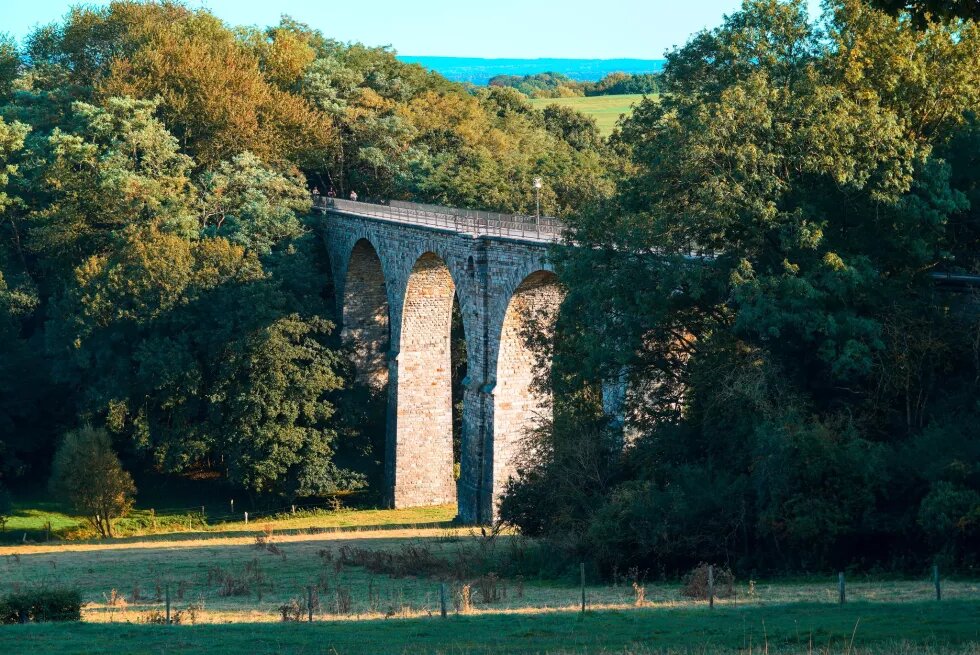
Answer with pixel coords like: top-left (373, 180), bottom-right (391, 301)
top-left (331, 586), bottom-right (352, 615)
top-left (0, 588), bottom-right (82, 624)
top-left (336, 543), bottom-right (444, 578)
top-left (254, 533), bottom-right (285, 559)
top-left (918, 481), bottom-right (980, 556)
top-left (139, 608), bottom-right (187, 624)
top-left (474, 573), bottom-right (500, 604)
top-left (48, 425), bottom-right (136, 538)
top-left (278, 597), bottom-right (304, 622)
top-left (207, 558), bottom-right (270, 598)
top-left (681, 563), bottom-right (735, 600)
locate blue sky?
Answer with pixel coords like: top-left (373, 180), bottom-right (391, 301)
top-left (3, 0), bottom-right (824, 59)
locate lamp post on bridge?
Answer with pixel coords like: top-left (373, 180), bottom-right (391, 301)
top-left (532, 176), bottom-right (543, 231)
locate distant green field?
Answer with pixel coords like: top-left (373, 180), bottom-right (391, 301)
top-left (529, 93), bottom-right (651, 136)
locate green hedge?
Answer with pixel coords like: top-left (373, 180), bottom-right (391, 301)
top-left (0, 589), bottom-right (82, 624)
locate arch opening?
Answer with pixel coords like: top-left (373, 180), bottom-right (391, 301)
top-left (451, 293), bottom-right (466, 477)
top-left (392, 252), bottom-right (463, 508)
top-left (491, 270), bottom-right (564, 513)
top-left (342, 239), bottom-right (390, 389)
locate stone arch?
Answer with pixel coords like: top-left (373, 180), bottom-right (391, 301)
top-left (490, 269), bottom-right (564, 513)
top-left (342, 238), bottom-right (390, 389)
top-left (391, 251), bottom-right (459, 507)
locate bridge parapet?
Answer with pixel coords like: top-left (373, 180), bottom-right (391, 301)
top-left (314, 196), bottom-right (564, 243)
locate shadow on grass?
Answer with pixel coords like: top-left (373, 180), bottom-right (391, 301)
top-left (0, 601), bottom-right (977, 655)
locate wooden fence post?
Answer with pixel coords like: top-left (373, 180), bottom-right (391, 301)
top-left (934, 565), bottom-right (941, 601)
top-left (838, 572), bottom-right (845, 605)
top-left (307, 586), bottom-right (314, 623)
top-left (440, 583), bottom-right (447, 618)
top-left (708, 565), bottom-right (714, 609)
top-left (165, 584), bottom-right (171, 625)
top-left (580, 563), bottom-right (586, 613)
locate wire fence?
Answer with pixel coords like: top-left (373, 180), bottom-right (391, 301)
top-left (312, 196), bottom-right (564, 243)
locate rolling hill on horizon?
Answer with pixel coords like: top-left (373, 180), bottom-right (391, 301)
top-left (397, 56), bottom-right (666, 85)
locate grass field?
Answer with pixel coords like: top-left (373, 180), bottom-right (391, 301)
top-left (4, 603), bottom-right (979, 654)
top-left (1, 506), bottom-right (977, 653)
top-left (0, 498), bottom-right (453, 543)
top-left (529, 94), bottom-right (651, 135)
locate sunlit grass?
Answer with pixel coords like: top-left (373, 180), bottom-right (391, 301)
top-left (1, 501), bottom-right (457, 544)
top-left (529, 94), bottom-right (653, 135)
top-left (1, 507), bottom-right (977, 626)
top-left (1, 505), bottom-right (977, 654)
top-left (1, 502), bottom-right (85, 537)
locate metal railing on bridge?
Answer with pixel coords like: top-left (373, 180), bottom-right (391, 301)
top-left (313, 195), bottom-right (564, 243)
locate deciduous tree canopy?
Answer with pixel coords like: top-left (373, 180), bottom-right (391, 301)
top-left (0, 1), bottom-right (609, 502)
top-left (502, 0), bottom-right (980, 572)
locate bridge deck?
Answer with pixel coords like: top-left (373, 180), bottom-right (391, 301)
top-left (314, 196), bottom-right (563, 244)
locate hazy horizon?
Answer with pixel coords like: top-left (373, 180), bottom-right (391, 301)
top-left (398, 56), bottom-right (666, 84)
top-left (3, 0), bottom-right (823, 60)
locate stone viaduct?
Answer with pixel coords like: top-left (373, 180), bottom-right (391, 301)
top-left (318, 198), bottom-right (566, 524)
top-left (317, 198), bottom-right (980, 524)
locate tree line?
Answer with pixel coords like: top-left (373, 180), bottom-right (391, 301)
top-left (488, 71), bottom-right (660, 99)
top-left (0, 1), bottom-right (612, 519)
top-left (499, 0), bottom-right (980, 574)
top-left (1, 0), bottom-right (977, 577)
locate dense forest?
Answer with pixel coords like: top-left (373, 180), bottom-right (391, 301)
top-left (0, 1), bottom-right (611, 510)
top-left (1, 0), bottom-right (978, 577)
top-left (500, 0), bottom-right (980, 574)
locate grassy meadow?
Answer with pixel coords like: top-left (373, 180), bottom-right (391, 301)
top-left (5, 603), bottom-right (980, 654)
top-left (0, 505), bottom-right (978, 653)
top-left (529, 94), bottom-right (651, 135)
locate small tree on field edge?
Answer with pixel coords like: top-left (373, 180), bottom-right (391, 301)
top-left (49, 425), bottom-right (136, 538)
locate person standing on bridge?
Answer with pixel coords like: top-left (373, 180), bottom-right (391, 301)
top-left (349, 190), bottom-right (358, 202)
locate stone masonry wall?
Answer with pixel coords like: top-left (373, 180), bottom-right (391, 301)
top-left (321, 208), bottom-right (558, 523)
top-left (489, 271), bottom-right (564, 512)
top-left (393, 252), bottom-right (457, 507)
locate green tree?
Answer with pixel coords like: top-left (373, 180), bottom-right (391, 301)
top-left (504, 0), bottom-right (980, 572)
top-left (542, 104), bottom-right (603, 152)
top-left (21, 1), bottom-right (333, 169)
top-left (49, 425), bottom-right (136, 538)
top-left (197, 152), bottom-right (311, 254)
top-left (26, 97), bottom-right (195, 278)
top-left (0, 35), bottom-right (18, 101)
top-left (0, 116), bottom-right (28, 213)
top-left (0, 116), bottom-right (59, 486)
